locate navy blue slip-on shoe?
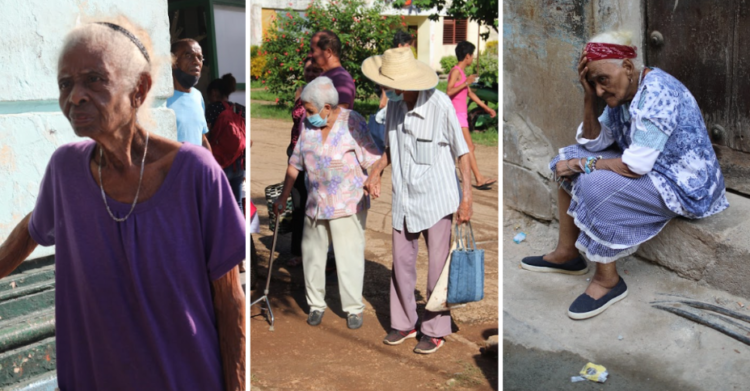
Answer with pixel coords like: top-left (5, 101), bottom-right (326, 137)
top-left (520, 254), bottom-right (589, 275)
top-left (568, 277), bottom-right (628, 320)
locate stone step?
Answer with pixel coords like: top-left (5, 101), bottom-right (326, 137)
top-left (0, 266), bottom-right (55, 294)
top-left (0, 337), bottom-right (56, 389)
top-left (0, 288), bottom-right (55, 323)
top-left (6, 371), bottom-right (57, 391)
top-left (0, 309), bottom-right (55, 353)
top-left (637, 192), bottom-right (750, 299)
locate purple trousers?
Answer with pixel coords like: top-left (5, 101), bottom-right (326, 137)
top-left (390, 215), bottom-right (452, 338)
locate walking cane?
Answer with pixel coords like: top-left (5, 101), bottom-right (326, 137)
top-left (250, 217), bottom-right (281, 331)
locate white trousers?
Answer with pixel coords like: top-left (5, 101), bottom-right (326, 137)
top-left (301, 209), bottom-right (367, 314)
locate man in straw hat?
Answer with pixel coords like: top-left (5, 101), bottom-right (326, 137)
top-left (362, 47), bottom-right (473, 354)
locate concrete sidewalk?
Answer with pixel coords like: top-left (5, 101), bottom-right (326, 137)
top-left (503, 206), bottom-right (750, 390)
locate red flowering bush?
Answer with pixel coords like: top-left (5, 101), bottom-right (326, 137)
top-left (261, 0), bottom-right (400, 106)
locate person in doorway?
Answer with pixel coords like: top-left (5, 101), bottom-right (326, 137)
top-left (446, 41), bottom-right (497, 190)
top-left (362, 47), bottom-right (474, 354)
top-left (273, 76), bottom-right (380, 329)
top-left (167, 38), bottom-right (212, 151)
top-left (521, 30), bottom-right (728, 319)
top-left (0, 18), bottom-right (245, 390)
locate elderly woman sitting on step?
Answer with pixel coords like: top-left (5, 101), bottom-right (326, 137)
top-left (521, 31), bottom-right (728, 320)
top-left (274, 76), bottom-right (381, 330)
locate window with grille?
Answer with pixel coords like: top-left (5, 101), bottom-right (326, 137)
top-left (443, 18), bottom-right (468, 44)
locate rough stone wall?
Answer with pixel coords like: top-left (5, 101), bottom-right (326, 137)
top-left (503, 0), bottom-right (643, 221)
top-left (0, 0), bottom-right (175, 260)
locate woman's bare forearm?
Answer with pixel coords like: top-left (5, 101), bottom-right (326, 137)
top-left (212, 265), bottom-right (246, 391)
top-left (0, 213), bottom-right (38, 278)
top-left (595, 158), bottom-right (641, 178)
top-left (581, 96), bottom-right (602, 140)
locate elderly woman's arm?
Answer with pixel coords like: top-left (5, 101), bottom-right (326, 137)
top-left (273, 165), bottom-right (300, 217)
top-left (363, 149), bottom-right (390, 198)
top-left (0, 213), bottom-right (38, 278)
top-left (555, 157), bottom-right (641, 179)
top-left (578, 52), bottom-right (603, 140)
top-left (212, 265), bottom-right (245, 391)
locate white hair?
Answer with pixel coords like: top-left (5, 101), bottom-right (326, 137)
top-left (300, 76), bottom-right (339, 111)
top-left (58, 16), bottom-right (159, 126)
top-left (588, 30), bottom-right (643, 70)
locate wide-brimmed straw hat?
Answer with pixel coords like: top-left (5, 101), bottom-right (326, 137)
top-left (361, 47), bottom-right (438, 91)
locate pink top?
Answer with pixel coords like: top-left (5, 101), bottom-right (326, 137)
top-left (289, 109), bottom-right (381, 220)
top-left (450, 66), bottom-right (468, 114)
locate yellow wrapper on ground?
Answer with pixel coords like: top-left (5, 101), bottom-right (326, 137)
top-left (580, 362), bottom-right (608, 383)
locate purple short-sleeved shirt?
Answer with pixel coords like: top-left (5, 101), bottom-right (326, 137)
top-left (321, 66), bottom-right (356, 108)
top-left (28, 140), bottom-right (245, 391)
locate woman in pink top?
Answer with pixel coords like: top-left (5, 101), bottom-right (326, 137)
top-left (447, 41), bottom-right (497, 190)
top-left (274, 76), bottom-right (381, 330)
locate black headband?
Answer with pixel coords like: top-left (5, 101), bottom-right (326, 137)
top-left (96, 22), bottom-right (150, 63)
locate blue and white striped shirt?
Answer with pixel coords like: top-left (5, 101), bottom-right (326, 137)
top-left (385, 88), bottom-right (469, 232)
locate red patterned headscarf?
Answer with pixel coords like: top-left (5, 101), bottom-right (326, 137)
top-left (585, 42), bottom-right (637, 62)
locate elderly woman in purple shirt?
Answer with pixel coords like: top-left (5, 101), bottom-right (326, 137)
top-left (274, 76), bottom-right (381, 330)
top-left (0, 17), bottom-right (244, 391)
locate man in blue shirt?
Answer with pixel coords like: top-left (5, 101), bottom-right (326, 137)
top-left (167, 38), bottom-right (212, 151)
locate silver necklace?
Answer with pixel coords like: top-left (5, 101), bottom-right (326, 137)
top-left (98, 131), bottom-right (149, 222)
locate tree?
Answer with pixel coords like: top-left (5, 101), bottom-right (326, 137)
top-left (391, 0), bottom-right (498, 39)
top-left (261, 0), bottom-right (401, 106)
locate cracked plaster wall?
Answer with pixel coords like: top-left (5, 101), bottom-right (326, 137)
top-left (0, 0), bottom-right (176, 260)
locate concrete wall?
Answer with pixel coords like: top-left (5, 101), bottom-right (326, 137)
top-left (503, 0), bottom-right (643, 220)
top-left (0, 0), bottom-right (175, 259)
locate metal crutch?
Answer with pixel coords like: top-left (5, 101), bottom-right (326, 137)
top-left (251, 217), bottom-right (281, 331)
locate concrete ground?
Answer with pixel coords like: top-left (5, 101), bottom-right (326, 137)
top-left (503, 206), bottom-right (750, 390)
top-left (250, 118), bottom-right (500, 390)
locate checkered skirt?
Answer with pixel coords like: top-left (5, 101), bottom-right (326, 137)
top-left (550, 144), bottom-right (678, 263)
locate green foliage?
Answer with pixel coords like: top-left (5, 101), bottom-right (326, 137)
top-left (261, 0), bottom-right (400, 106)
top-left (439, 56), bottom-right (475, 76)
top-left (440, 56), bottom-right (457, 75)
top-left (391, 0), bottom-right (498, 39)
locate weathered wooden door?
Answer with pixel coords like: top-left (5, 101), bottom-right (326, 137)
top-left (646, 0), bottom-right (750, 193)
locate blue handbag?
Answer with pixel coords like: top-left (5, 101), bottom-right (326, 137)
top-left (447, 222), bottom-right (485, 304)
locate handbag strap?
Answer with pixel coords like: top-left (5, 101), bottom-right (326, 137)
top-left (453, 222), bottom-right (477, 251)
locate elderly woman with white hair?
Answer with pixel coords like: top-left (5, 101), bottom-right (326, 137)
top-left (521, 31), bottom-right (728, 319)
top-left (274, 76), bottom-right (380, 329)
top-left (0, 18), bottom-right (245, 390)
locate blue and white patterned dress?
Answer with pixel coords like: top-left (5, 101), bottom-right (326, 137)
top-left (550, 68), bottom-right (729, 263)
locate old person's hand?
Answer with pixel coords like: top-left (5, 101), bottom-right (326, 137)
top-left (555, 158), bottom-right (581, 178)
top-left (456, 200), bottom-right (472, 224)
top-left (578, 51), bottom-right (595, 100)
top-left (272, 197), bottom-right (287, 217)
top-left (363, 175), bottom-right (381, 199)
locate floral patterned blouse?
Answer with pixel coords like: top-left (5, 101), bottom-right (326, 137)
top-left (289, 109), bottom-right (381, 220)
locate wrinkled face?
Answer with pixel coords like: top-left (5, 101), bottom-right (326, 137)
top-left (586, 59), bottom-right (633, 107)
top-left (309, 34), bottom-right (328, 68)
top-left (304, 58), bottom-right (323, 83)
top-left (174, 41), bottom-right (203, 77)
top-left (58, 43), bottom-right (134, 137)
top-left (302, 100), bottom-right (330, 119)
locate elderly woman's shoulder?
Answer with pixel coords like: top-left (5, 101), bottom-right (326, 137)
top-left (644, 68), bottom-right (686, 94)
top-left (49, 140), bottom-right (97, 163)
top-left (173, 143), bottom-right (228, 180)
